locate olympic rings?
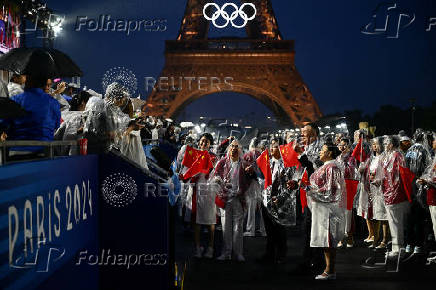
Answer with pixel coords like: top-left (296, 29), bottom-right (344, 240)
top-left (203, 2), bottom-right (257, 29)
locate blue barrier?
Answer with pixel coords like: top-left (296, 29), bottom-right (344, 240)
top-left (0, 155), bottom-right (100, 290)
top-left (0, 154), bottom-right (170, 290)
top-left (98, 153), bottom-right (170, 290)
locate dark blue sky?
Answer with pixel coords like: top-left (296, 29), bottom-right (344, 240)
top-left (31, 0), bottom-right (436, 121)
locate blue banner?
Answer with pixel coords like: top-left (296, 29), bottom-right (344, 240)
top-left (98, 153), bottom-right (170, 290)
top-left (0, 156), bottom-right (99, 290)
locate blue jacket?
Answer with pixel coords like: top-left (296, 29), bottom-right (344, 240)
top-left (8, 88), bottom-right (61, 142)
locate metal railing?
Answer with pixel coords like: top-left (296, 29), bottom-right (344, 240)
top-left (0, 140), bottom-right (78, 165)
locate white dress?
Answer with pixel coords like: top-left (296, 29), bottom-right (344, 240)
top-left (370, 155), bottom-right (387, 221)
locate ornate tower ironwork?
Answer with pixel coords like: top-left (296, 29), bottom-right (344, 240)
top-left (146, 0), bottom-right (322, 126)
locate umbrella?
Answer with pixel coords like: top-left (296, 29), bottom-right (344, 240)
top-left (0, 48), bottom-right (83, 78)
top-left (0, 98), bottom-right (27, 119)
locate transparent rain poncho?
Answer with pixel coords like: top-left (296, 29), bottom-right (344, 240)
top-left (308, 160), bottom-right (347, 206)
top-left (307, 160), bottom-right (346, 247)
top-left (83, 83), bottom-right (131, 147)
top-left (83, 96), bottom-right (110, 153)
top-left (376, 148), bottom-right (407, 205)
top-left (336, 150), bottom-right (358, 180)
top-left (415, 155), bottom-right (436, 206)
top-left (262, 160), bottom-right (297, 227)
top-left (55, 111), bottom-right (86, 155)
top-left (356, 137), bottom-right (386, 219)
top-left (420, 156), bottom-right (436, 187)
top-left (405, 142), bottom-right (432, 178)
top-left (303, 138), bottom-right (323, 168)
top-left (103, 83), bottom-right (132, 145)
top-left (81, 83), bottom-right (148, 169)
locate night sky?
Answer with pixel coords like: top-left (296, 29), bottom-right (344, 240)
top-left (27, 0), bottom-right (436, 122)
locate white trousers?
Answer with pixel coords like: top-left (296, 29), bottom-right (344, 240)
top-left (220, 199), bottom-right (244, 257)
top-left (345, 209), bottom-right (352, 234)
top-left (430, 205), bottom-right (436, 238)
top-left (385, 201), bottom-right (410, 252)
top-left (245, 195), bottom-right (266, 234)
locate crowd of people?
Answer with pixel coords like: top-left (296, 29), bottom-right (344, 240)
top-left (173, 124), bottom-right (436, 281)
top-left (1, 75), bottom-right (435, 281)
top-left (0, 74), bottom-right (179, 166)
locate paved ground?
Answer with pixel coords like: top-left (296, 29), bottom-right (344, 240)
top-left (174, 216), bottom-right (436, 290)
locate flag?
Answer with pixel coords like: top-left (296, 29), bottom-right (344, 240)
top-left (345, 179), bottom-right (359, 210)
top-left (256, 149), bottom-right (272, 189)
top-left (215, 195), bottom-right (226, 209)
top-left (399, 166), bottom-right (415, 203)
top-left (181, 145), bottom-right (197, 168)
top-left (182, 146), bottom-right (213, 180)
top-left (280, 142), bottom-right (300, 168)
top-left (352, 137), bottom-right (367, 162)
top-left (300, 170), bottom-right (310, 213)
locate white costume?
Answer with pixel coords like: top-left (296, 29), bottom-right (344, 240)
top-left (376, 149), bottom-right (409, 253)
top-left (308, 160), bottom-right (346, 248)
top-left (213, 154), bottom-right (248, 259)
top-left (245, 179), bottom-right (266, 235)
top-left (243, 149), bottom-right (266, 236)
top-left (370, 155), bottom-right (387, 221)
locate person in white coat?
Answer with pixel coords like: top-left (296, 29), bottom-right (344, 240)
top-left (376, 135), bottom-right (410, 259)
top-left (243, 138), bottom-right (266, 237)
top-left (213, 139), bottom-right (249, 262)
top-left (306, 142), bottom-right (346, 280)
top-left (336, 138), bottom-right (358, 248)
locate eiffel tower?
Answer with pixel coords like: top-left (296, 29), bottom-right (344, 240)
top-left (146, 0), bottom-right (322, 126)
